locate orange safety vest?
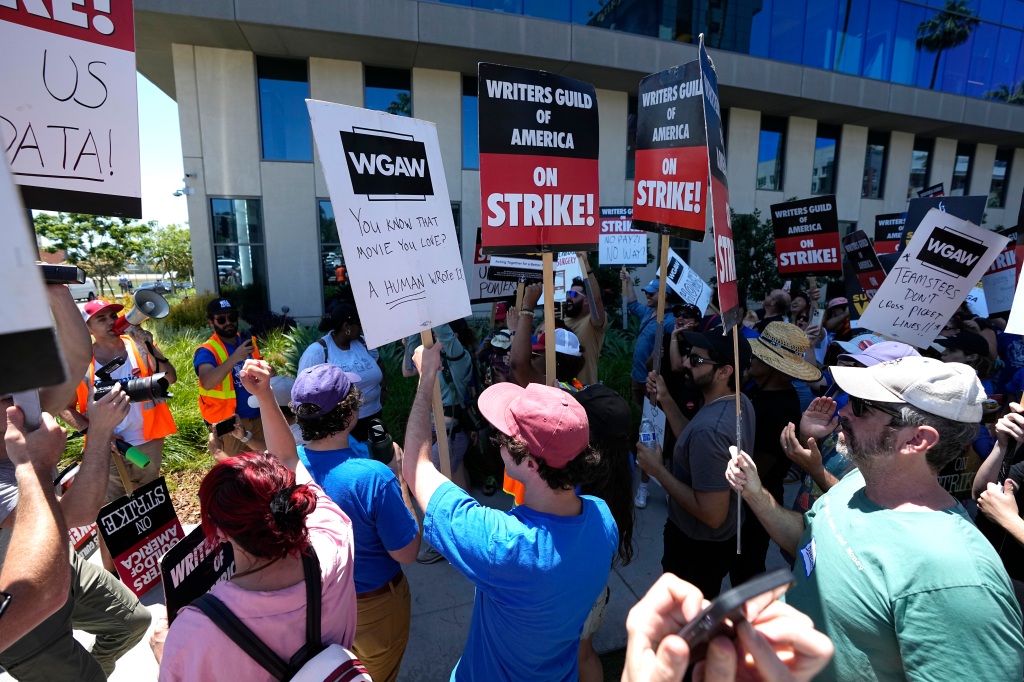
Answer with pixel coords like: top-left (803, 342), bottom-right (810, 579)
top-left (195, 333), bottom-right (262, 423)
top-left (75, 337), bottom-right (177, 441)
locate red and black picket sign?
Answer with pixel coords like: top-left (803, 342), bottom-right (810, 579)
top-left (161, 525), bottom-right (235, 624)
top-left (478, 63), bottom-right (599, 254)
top-left (842, 230), bottom-right (886, 302)
top-left (632, 60), bottom-right (708, 242)
top-left (873, 212), bottom-right (905, 256)
top-left (770, 196), bottom-right (841, 277)
top-left (97, 477), bottom-right (184, 598)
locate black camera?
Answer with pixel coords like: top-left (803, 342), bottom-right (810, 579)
top-left (93, 357), bottom-right (172, 403)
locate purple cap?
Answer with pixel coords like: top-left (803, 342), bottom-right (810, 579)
top-left (838, 340), bottom-right (920, 367)
top-left (291, 364), bottom-right (362, 419)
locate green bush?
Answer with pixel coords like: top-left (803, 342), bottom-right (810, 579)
top-left (163, 292), bottom-right (217, 329)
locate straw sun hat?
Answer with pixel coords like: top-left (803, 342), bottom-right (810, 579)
top-left (750, 322), bottom-right (823, 382)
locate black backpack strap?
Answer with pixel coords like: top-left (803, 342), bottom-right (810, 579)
top-left (317, 338), bottom-right (329, 363)
top-left (192, 594), bottom-right (289, 681)
top-left (288, 547), bottom-right (324, 670)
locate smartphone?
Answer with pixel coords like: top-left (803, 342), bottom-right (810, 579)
top-left (677, 569), bottom-right (795, 661)
top-left (214, 417), bottom-right (236, 438)
top-left (809, 307), bottom-right (825, 330)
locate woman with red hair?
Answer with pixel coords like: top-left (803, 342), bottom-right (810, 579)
top-left (154, 451), bottom-right (357, 680)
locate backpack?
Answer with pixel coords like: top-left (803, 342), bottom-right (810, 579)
top-left (192, 548), bottom-right (369, 682)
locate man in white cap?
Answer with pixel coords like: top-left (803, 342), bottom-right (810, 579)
top-left (403, 343), bottom-right (616, 681)
top-left (728, 356), bottom-right (1024, 681)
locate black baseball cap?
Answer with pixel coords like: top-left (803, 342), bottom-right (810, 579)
top-left (672, 303), bottom-right (701, 320)
top-left (319, 301), bottom-right (361, 333)
top-left (936, 332), bottom-right (989, 358)
top-left (573, 384), bottom-right (631, 444)
top-left (683, 330), bottom-right (752, 372)
top-left (207, 298), bottom-right (236, 316)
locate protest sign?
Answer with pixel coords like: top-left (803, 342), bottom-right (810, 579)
top-left (307, 101), bottom-right (472, 349)
top-left (599, 206), bottom-right (647, 265)
top-left (1, 0), bottom-right (141, 217)
top-left (69, 523), bottom-right (99, 560)
top-left (859, 209), bottom-right (1008, 348)
top-left (470, 229), bottom-right (518, 304)
top-left (0, 156), bottom-right (65, 396)
top-left (161, 525), bottom-right (235, 624)
top-left (478, 64), bottom-right (599, 254)
top-left (632, 60), bottom-right (708, 241)
top-left (981, 227), bottom-right (1018, 314)
top-left (486, 255), bottom-right (543, 283)
top-left (97, 477), bottom-right (183, 597)
top-left (873, 213), bottom-right (906, 255)
top-left (770, 196), bottom-right (841, 276)
top-left (938, 447), bottom-right (980, 503)
top-left (964, 286), bottom-right (988, 318)
top-left (641, 399), bottom-right (668, 449)
top-left (917, 183), bottom-right (945, 198)
top-left (699, 37), bottom-right (740, 330)
top-left (654, 249), bottom-right (713, 314)
top-left (841, 230), bottom-right (886, 302)
top-left (1005, 271), bottom-right (1024, 335)
top-left (899, 196), bottom-right (986, 253)
top-left (538, 252), bottom-right (586, 305)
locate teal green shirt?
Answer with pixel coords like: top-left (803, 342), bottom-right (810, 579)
top-left (787, 469), bottom-right (1024, 681)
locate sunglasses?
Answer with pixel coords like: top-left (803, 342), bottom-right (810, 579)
top-left (849, 396), bottom-right (905, 420)
top-left (687, 353), bottom-right (718, 367)
top-left (212, 313), bottom-right (238, 324)
top-left (566, 290), bottom-right (581, 300)
top-left (489, 434), bottom-right (507, 449)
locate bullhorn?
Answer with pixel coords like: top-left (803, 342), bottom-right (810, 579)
top-left (112, 289), bottom-right (170, 334)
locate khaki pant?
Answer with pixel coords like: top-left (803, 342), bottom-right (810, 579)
top-left (0, 549), bottom-right (151, 681)
top-left (352, 574), bottom-right (411, 682)
top-left (104, 437), bottom-right (164, 503)
top-left (218, 417), bottom-right (265, 458)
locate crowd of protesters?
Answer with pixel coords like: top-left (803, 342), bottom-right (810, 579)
top-left (4, 266), bottom-right (1024, 682)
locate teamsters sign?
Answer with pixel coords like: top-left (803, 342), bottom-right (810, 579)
top-left (308, 101), bottom-right (471, 349)
top-left (478, 63), bottom-right (599, 254)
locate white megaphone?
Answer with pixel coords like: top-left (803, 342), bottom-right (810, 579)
top-left (112, 289), bottom-right (170, 334)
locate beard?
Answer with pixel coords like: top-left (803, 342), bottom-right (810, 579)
top-left (683, 368), bottom-right (713, 391)
top-left (566, 299), bottom-right (583, 318)
top-left (216, 324), bottom-right (238, 337)
top-left (837, 417), bottom-right (896, 469)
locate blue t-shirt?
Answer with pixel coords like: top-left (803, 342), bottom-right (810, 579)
top-left (297, 445), bottom-right (417, 593)
top-left (425, 481), bottom-right (617, 682)
top-left (628, 301), bottom-right (675, 382)
top-left (193, 336), bottom-right (260, 419)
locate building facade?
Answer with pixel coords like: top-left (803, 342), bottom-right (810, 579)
top-left (135, 0), bottom-right (1024, 322)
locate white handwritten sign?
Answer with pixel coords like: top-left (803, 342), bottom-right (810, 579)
top-left (599, 206), bottom-right (647, 265)
top-left (654, 248), bottom-right (713, 314)
top-left (308, 101), bottom-right (471, 348)
top-left (1005, 273), bottom-right (1024, 335)
top-left (1, 0), bottom-right (141, 217)
top-left (470, 229), bottom-right (518, 303)
top-left (859, 209), bottom-right (1007, 348)
top-left (537, 252), bottom-right (585, 305)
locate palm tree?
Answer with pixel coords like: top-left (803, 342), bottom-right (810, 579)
top-left (986, 81), bottom-right (1024, 105)
top-left (915, 0), bottom-right (979, 90)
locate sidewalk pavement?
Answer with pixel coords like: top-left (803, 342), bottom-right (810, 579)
top-left (20, 477), bottom-right (792, 681)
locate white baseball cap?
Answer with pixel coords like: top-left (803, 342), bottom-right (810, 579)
top-left (247, 375), bottom-right (296, 409)
top-left (830, 357), bottom-right (984, 423)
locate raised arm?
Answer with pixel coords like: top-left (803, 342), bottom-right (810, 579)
top-left (974, 403), bottom-right (1024, 499)
top-left (577, 252), bottom-right (605, 329)
top-left (196, 338), bottom-right (253, 390)
top-left (726, 448), bottom-right (807, 555)
top-left (402, 344), bottom-right (449, 512)
top-left (239, 360), bottom-right (298, 470)
top-left (39, 284), bottom-right (93, 415)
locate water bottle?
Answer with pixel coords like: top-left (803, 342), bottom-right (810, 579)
top-left (639, 417), bottom-right (657, 447)
top-left (367, 418), bottom-right (394, 465)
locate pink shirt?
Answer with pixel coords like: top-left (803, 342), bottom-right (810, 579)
top-left (159, 483), bottom-right (357, 681)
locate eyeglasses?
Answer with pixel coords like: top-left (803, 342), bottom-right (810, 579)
top-left (686, 354), bottom-right (718, 367)
top-left (849, 396), bottom-right (905, 420)
top-left (566, 290), bottom-right (581, 300)
top-left (213, 313), bottom-right (238, 324)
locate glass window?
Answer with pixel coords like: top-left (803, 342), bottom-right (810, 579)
top-left (626, 95), bottom-right (638, 180)
top-left (462, 76), bottom-right (479, 169)
top-left (365, 66), bottom-right (411, 116)
top-left (950, 142), bottom-right (974, 196)
top-left (908, 137), bottom-right (934, 198)
top-left (210, 198), bottom-right (267, 301)
top-left (990, 145), bottom-right (1014, 208)
top-left (812, 123), bottom-right (841, 195)
top-left (862, 130), bottom-right (888, 199)
top-left (318, 200), bottom-right (345, 302)
top-left (756, 115), bottom-right (786, 191)
top-left (257, 57), bottom-right (312, 162)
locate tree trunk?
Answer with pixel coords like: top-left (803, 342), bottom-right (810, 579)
top-left (929, 48), bottom-right (943, 90)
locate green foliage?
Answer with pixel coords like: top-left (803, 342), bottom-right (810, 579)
top-left (280, 324), bottom-right (325, 377)
top-left (730, 209), bottom-right (783, 301)
top-left (378, 342), bottom-right (417, 444)
top-left (986, 81), bottom-right (1024, 105)
top-left (143, 223), bottom-right (194, 292)
top-left (386, 92), bottom-right (412, 117)
top-left (163, 292), bottom-right (218, 329)
top-left (916, 0), bottom-right (979, 89)
top-left (35, 212), bottom-right (151, 297)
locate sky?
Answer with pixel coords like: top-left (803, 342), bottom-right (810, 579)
top-left (137, 73), bottom-right (189, 227)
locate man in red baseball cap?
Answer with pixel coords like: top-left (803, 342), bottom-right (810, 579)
top-left (403, 343), bottom-right (617, 681)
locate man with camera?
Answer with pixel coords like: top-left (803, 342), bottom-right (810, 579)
top-left (64, 299), bottom-right (178, 503)
top-left (0, 285), bottom-right (152, 680)
top-left (193, 298), bottom-right (264, 457)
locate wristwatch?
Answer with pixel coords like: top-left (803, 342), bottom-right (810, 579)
top-left (240, 431), bottom-right (253, 443)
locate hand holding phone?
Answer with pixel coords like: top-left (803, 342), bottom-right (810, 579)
top-left (214, 416), bottom-right (237, 438)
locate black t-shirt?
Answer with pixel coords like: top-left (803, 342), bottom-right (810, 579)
top-left (975, 442), bottom-right (1024, 582)
top-left (746, 385), bottom-right (801, 503)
